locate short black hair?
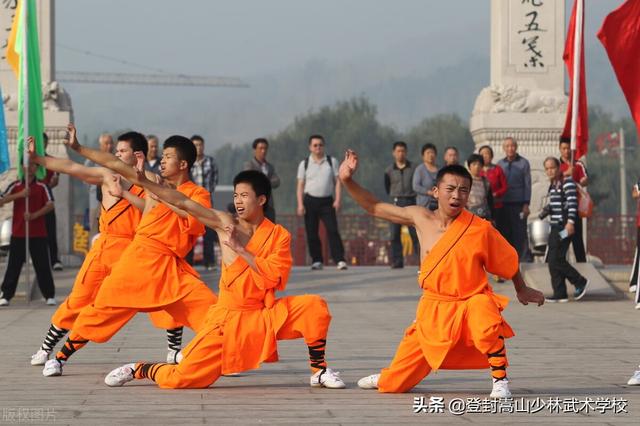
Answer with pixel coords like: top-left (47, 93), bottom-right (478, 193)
top-left (252, 138), bottom-right (269, 149)
top-left (435, 164), bottom-right (473, 187)
top-left (233, 170), bottom-right (272, 208)
top-left (393, 141), bottom-right (407, 150)
top-left (559, 138), bottom-right (571, 146)
top-left (118, 131), bottom-right (148, 157)
top-left (191, 134), bottom-right (204, 143)
top-left (308, 134), bottom-right (325, 145)
top-left (478, 145), bottom-right (494, 157)
top-left (421, 143), bottom-right (437, 155)
top-left (444, 146), bottom-right (459, 154)
top-left (42, 132), bottom-right (49, 144)
top-left (163, 135), bottom-right (197, 169)
top-left (467, 154), bottom-right (484, 167)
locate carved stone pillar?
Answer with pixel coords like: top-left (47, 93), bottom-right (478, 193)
top-left (470, 0), bottom-right (567, 216)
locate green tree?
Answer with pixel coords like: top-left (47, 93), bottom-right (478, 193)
top-left (404, 114), bottom-right (475, 166)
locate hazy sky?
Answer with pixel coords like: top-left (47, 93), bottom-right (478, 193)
top-left (53, 0), bottom-right (630, 148)
top-left (55, 0), bottom-right (623, 75)
top-left (55, 0), bottom-right (490, 75)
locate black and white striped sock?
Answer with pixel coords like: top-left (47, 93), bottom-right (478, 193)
top-left (166, 327), bottom-right (183, 351)
top-left (40, 324), bottom-right (69, 353)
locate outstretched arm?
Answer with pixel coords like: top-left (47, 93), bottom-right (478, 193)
top-left (28, 136), bottom-right (108, 185)
top-left (132, 153), bottom-right (230, 229)
top-left (339, 150), bottom-right (415, 226)
top-left (64, 123), bottom-right (138, 183)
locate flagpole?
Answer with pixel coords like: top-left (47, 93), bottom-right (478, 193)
top-left (620, 127), bottom-right (627, 216)
top-left (22, 0), bottom-right (31, 304)
top-left (569, 0), bottom-right (584, 165)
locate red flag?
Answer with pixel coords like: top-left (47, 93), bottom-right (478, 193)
top-left (598, 0), bottom-right (640, 141)
top-left (561, 0), bottom-right (589, 160)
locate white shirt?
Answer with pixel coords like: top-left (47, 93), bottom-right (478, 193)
top-left (297, 155), bottom-right (338, 198)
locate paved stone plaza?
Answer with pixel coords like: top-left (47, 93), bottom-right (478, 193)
top-left (0, 266), bottom-right (639, 425)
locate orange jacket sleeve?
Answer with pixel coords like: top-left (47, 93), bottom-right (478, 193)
top-left (178, 188), bottom-right (211, 236)
top-left (483, 224), bottom-right (519, 279)
top-left (250, 230), bottom-right (292, 292)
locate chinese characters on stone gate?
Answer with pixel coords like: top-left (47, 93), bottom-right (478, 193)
top-left (519, 0), bottom-right (546, 69)
top-left (1, 0), bottom-right (18, 61)
top-left (509, 0), bottom-right (556, 74)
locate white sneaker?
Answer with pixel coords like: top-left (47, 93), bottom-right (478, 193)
top-left (42, 359), bottom-right (64, 377)
top-left (166, 349), bottom-right (183, 364)
top-left (30, 349), bottom-right (50, 366)
top-left (629, 285), bottom-right (637, 293)
top-left (357, 373), bottom-right (380, 389)
top-left (310, 368), bottom-right (346, 389)
top-left (627, 367), bottom-right (640, 385)
top-left (52, 262), bottom-right (64, 271)
top-left (105, 363), bottom-right (136, 387)
top-left (490, 379), bottom-right (511, 398)
top-left (311, 262), bottom-right (323, 270)
top-left (635, 303), bottom-right (640, 310)
top-left (45, 298), bottom-right (57, 306)
top-left (336, 261), bottom-right (348, 270)
top-left (0, 298), bottom-right (9, 307)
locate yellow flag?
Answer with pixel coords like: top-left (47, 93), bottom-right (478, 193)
top-left (5, 0), bottom-right (22, 76)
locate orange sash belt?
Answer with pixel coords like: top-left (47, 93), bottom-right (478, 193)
top-left (133, 235), bottom-right (199, 278)
top-left (421, 288), bottom-right (508, 309)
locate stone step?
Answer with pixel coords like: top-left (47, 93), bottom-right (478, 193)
top-left (521, 262), bottom-right (619, 300)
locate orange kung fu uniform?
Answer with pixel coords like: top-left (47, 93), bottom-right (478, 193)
top-left (139, 219), bottom-right (331, 389)
top-left (52, 186), bottom-right (161, 329)
top-left (72, 181), bottom-right (218, 343)
top-left (378, 209), bottom-right (519, 393)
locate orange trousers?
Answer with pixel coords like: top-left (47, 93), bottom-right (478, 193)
top-left (378, 297), bottom-right (508, 393)
top-left (72, 283), bottom-right (217, 343)
top-left (51, 260), bottom-right (183, 331)
top-left (145, 295), bottom-right (329, 389)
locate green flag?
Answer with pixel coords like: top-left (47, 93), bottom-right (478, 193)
top-left (7, 0), bottom-right (46, 179)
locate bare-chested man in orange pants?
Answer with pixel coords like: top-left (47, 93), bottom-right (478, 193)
top-left (339, 150), bottom-right (544, 398)
top-left (28, 127), bottom-right (185, 367)
top-left (104, 168), bottom-right (345, 389)
top-left (42, 132), bottom-right (217, 377)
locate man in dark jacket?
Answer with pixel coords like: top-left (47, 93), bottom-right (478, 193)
top-left (497, 137), bottom-right (532, 262)
top-left (384, 142), bottom-right (419, 268)
top-left (243, 138), bottom-right (280, 222)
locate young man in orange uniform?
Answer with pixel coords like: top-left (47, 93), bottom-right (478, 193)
top-left (42, 128), bottom-right (217, 377)
top-left (339, 150), bottom-right (544, 398)
top-left (104, 166), bottom-right (344, 389)
top-left (28, 129), bottom-right (185, 366)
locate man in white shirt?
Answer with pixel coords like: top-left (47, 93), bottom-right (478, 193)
top-left (296, 135), bottom-right (347, 271)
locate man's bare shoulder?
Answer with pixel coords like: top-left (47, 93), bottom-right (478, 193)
top-left (94, 167), bottom-right (116, 184)
top-left (405, 205), bottom-right (436, 220)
